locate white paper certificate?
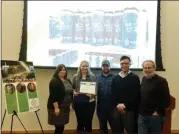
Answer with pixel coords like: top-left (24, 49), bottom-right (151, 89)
top-left (79, 81), bottom-right (97, 95)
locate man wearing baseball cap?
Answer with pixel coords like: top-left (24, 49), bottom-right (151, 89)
top-left (96, 59), bottom-right (115, 134)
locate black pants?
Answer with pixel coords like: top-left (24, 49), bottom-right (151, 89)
top-left (74, 101), bottom-right (96, 133)
top-left (111, 108), bottom-right (137, 134)
top-left (97, 106), bottom-right (114, 134)
top-left (54, 125), bottom-right (64, 134)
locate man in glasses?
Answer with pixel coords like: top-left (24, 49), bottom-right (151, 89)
top-left (96, 59), bottom-right (115, 134)
top-left (111, 55), bottom-right (140, 134)
top-left (138, 60), bottom-right (170, 134)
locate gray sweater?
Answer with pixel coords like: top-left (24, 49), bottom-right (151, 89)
top-left (72, 73), bottom-right (96, 102)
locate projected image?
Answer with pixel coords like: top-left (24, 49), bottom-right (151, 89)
top-left (27, 1), bottom-right (157, 68)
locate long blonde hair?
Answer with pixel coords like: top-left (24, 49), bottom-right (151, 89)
top-left (76, 60), bottom-right (93, 78)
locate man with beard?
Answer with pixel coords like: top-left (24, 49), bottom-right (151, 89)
top-left (111, 55), bottom-right (140, 134)
top-left (96, 59), bottom-right (115, 134)
top-left (138, 60), bottom-right (170, 134)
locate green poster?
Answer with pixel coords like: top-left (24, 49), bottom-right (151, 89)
top-left (4, 83), bottom-right (18, 115)
top-left (16, 82), bottom-right (29, 113)
top-left (27, 82), bottom-right (38, 99)
top-left (1, 60), bottom-right (40, 115)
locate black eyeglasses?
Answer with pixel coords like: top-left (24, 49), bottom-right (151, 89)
top-left (120, 63), bottom-right (130, 65)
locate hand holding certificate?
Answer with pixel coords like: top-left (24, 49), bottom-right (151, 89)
top-left (79, 81), bottom-right (97, 95)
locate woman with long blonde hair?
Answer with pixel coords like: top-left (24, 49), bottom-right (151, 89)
top-left (72, 60), bottom-right (96, 134)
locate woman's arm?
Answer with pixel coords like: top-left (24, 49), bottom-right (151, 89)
top-left (49, 78), bottom-right (65, 108)
top-left (72, 74), bottom-right (78, 96)
top-left (72, 74), bottom-right (77, 89)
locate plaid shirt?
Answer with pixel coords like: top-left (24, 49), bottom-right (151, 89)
top-left (96, 73), bottom-right (115, 103)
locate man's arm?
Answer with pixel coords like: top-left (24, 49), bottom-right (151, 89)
top-left (111, 76), bottom-right (118, 107)
top-left (96, 76), bottom-right (100, 96)
top-left (156, 78), bottom-right (170, 114)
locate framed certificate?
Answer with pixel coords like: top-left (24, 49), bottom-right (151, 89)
top-left (79, 81), bottom-right (97, 95)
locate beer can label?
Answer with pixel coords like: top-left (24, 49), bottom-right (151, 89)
top-left (60, 10), bottom-right (74, 43)
top-left (104, 11), bottom-right (114, 45)
top-left (122, 8), bottom-right (138, 49)
top-left (113, 11), bottom-right (123, 46)
top-left (74, 10), bottom-right (85, 43)
top-left (49, 16), bottom-right (61, 39)
top-left (85, 12), bottom-right (92, 44)
top-left (91, 10), bottom-right (105, 46)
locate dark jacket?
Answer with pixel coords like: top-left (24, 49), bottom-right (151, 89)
top-left (96, 73), bottom-right (115, 109)
top-left (139, 74), bottom-right (170, 116)
top-left (47, 77), bottom-right (65, 109)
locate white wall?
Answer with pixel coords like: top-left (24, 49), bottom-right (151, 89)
top-left (2, 1), bottom-right (179, 131)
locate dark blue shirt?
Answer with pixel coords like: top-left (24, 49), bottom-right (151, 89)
top-left (96, 73), bottom-right (115, 107)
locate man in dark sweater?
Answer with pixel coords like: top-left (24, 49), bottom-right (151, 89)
top-left (138, 60), bottom-right (170, 134)
top-left (111, 56), bottom-right (140, 134)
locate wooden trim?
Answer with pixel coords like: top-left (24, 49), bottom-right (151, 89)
top-left (1, 129), bottom-right (100, 134)
top-left (1, 129), bottom-right (179, 134)
top-left (172, 130), bottom-right (179, 134)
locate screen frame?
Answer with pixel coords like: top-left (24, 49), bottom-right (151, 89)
top-left (19, 0), bottom-right (165, 71)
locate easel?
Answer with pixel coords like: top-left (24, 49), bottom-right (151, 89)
top-left (1, 109), bottom-right (44, 134)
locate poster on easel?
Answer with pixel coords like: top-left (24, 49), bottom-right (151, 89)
top-left (1, 60), bottom-right (40, 115)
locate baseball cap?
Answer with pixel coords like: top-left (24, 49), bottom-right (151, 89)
top-left (102, 59), bottom-right (110, 66)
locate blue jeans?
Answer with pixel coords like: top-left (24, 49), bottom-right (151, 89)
top-left (138, 114), bottom-right (162, 134)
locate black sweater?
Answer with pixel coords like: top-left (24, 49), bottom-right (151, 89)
top-left (139, 74), bottom-right (170, 116)
top-left (111, 72), bottom-right (140, 111)
top-left (47, 77), bottom-right (65, 109)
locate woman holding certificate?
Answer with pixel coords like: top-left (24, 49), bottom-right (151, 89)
top-left (47, 64), bottom-right (73, 134)
top-left (72, 60), bottom-right (96, 134)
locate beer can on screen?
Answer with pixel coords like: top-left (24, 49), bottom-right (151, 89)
top-left (113, 10), bottom-right (123, 46)
top-left (91, 10), bottom-right (105, 46)
top-left (91, 55), bottom-right (98, 67)
top-left (95, 55), bottom-right (101, 67)
top-left (70, 51), bottom-right (78, 64)
top-left (65, 53), bottom-right (71, 66)
top-left (104, 11), bottom-right (114, 45)
top-left (84, 53), bottom-right (91, 67)
top-left (99, 55), bottom-right (106, 66)
top-left (89, 54), bottom-right (92, 67)
top-left (107, 56), bottom-right (114, 67)
top-left (53, 54), bottom-right (63, 66)
top-left (122, 7), bottom-right (139, 49)
top-left (60, 10), bottom-right (74, 43)
top-left (49, 16), bottom-right (55, 39)
top-left (142, 10), bottom-right (149, 46)
top-left (84, 11), bottom-right (92, 44)
top-left (49, 16), bottom-right (60, 39)
top-left (74, 10), bottom-right (85, 43)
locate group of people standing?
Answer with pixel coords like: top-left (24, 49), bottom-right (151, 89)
top-left (47, 55), bottom-right (170, 134)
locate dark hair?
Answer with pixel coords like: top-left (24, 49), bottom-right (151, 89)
top-left (53, 64), bottom-right (67, 79)
top-left (120, 55), bottom-right (131, 62)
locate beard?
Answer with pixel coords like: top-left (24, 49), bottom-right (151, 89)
top-left (144, 73), bottom-right (155, 79)
top-left (103, 70), bottom-right (110, 74)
